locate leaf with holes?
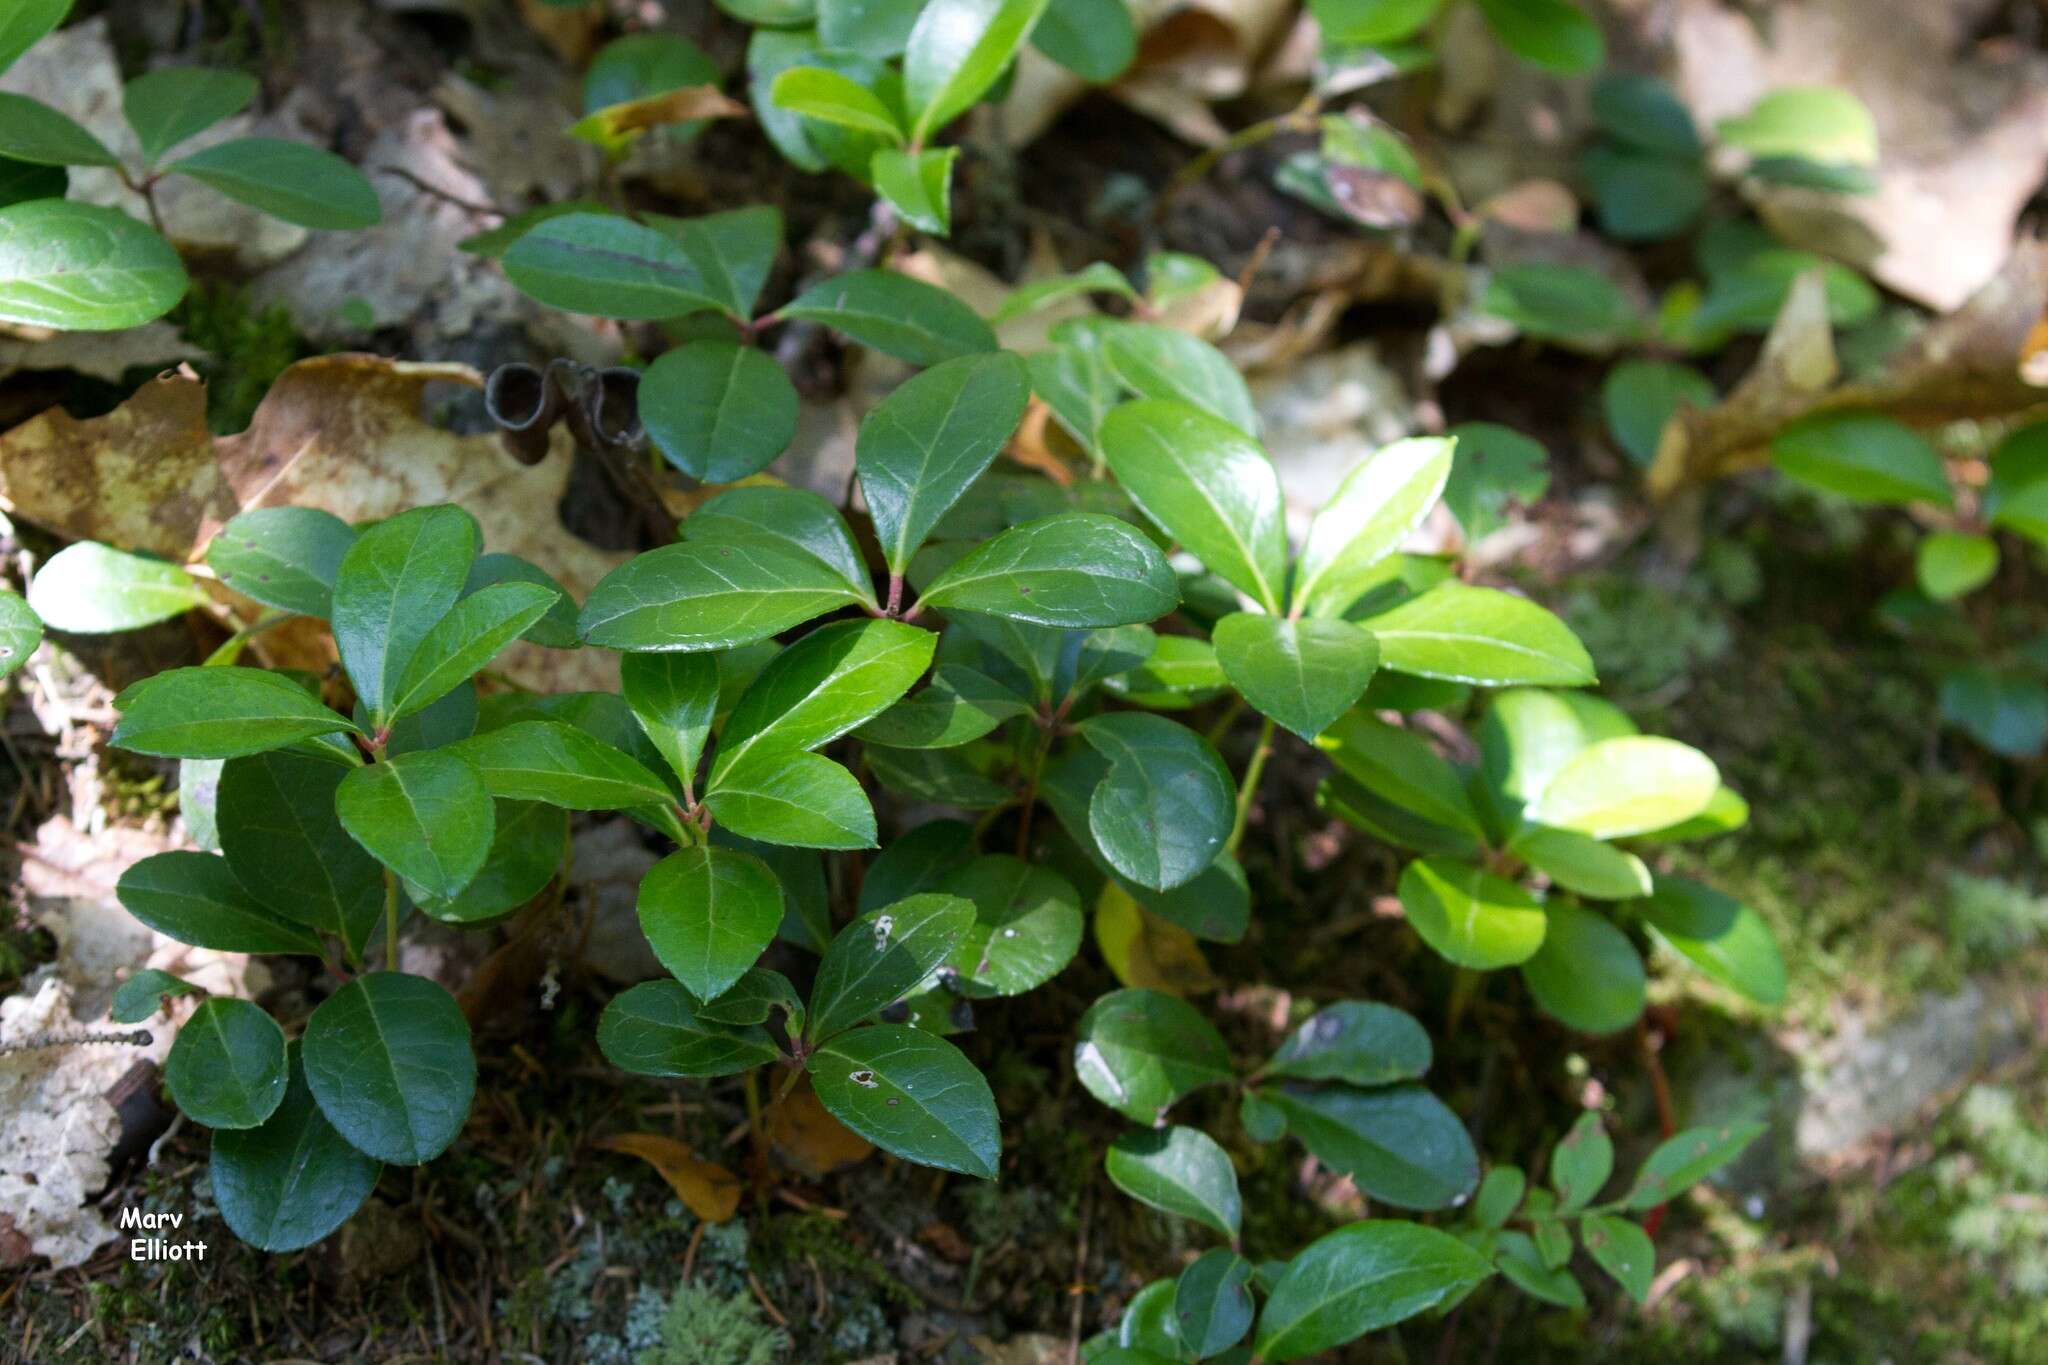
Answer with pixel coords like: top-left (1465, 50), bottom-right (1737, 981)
top-left (808, 1024), bottom-right (999, 1176)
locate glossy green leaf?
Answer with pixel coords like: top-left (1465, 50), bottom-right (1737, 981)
top-left (1033, 0), bottom-right (1137, 80)
top-left (681, 485), bottom-right (873, 602)
top-left (205, 507), bottom-right (357, 617)
top-left (1635, 876), bottom-right (1787, 1005)
top-left (1480, 687), bottom-right (1636, 811)
top-left (809, 1024), bottom-right (1000, 1176)
top-left (112, 667), bottom-right (357, 759)
top-left (502, 211), bottom-right (734, 320)
top-left (336, 751), bottom-right (493, 899)
top-left (212, 1049), bottom-right (382, 1252)
top-left (301, 972), bottom-right (475, 1165)
top-left (1262, 1084), bottom-right (1479, 1209)
top-left (707, 748), bottom-right (877, 849)
top-left (0, 0), bottom-right (70, 75)
top-left (1214, 613), bottom-right (1378, 741)
top-left (579, 539), bottom-right (864, 652)
top-left (807, 893), bottom-right (973, 1040)
top-left (0, 199), bottom-right (187, 329)
top-left (1530, 736), bottom-right (1718, 840)
top-left (1396, 856), bottom-right (1548, 968)
top-left (1590, 72), bottom-right (1700, 156)
top-left (903, 0), bottom-right (1051, 144)
top-left (1028, 342), bottom-right (1119, 454)
top-left (1771, 411), bottom-right (1951, 507)
top-left (331, 505), bottom-right (479, 722)
top-left (1255, 1221), bottom-right (1493, 1360)
top-left (872, 145), bottom-right (954, 234)
top-left (858, 352), bottom-right (1031, 573)
top-left (854, 665), bottom-right (1030, 748)
top-left (1510, 825), bottom-right (1652, 900)
top-left (111, 968), bottom-right (201, 1023)
top-left (819, 0), bottom-right (925, 56)
top-left (451, 719), bottom-right (674, 810)
top-left (416, 799), bottom-right (565, 924)
top-left (940, 855), bottom-right (1083, 996)
top-left (1319, 711), bottom-right (1486, 839)
top-left (621, 652), bottom-right (718, 795)
top-left (645, 206), bottom-right (782, 321)
top-left (0, 92), bottom-right (117, 166)
top-left (597, 979), bottom-right (780, 1077)
top-left (218, 750), bottom-right (385, 951)
top-left (1474, 1165), bottom-right (1526, 1228)
top-left (638, 846), bottom-right (784, 1001)
top-left (695, 967), bottom-right (806, 1032)
top-left (1104, 1124), bottom-right (1241, 1239)
top-left (1622, 1118), bottom-right (1767, 1209)
top-left (1915, 531), bottom-right (1998, 601)
top-left (122, 67), bottom-right (257, 164)
top-left (1551, 1110), bottom-right (1614, 1213)
top-left (1294, 436), bottom-right (1454, 618)
top-left (1073, 988), bottom-right (1233, 1122)
top-left (777, 268), bottom-right (997, 364)
top-left (1263, 1001), bottom-right (1431, 1087)
top-left (165, 996), bottom-right (287, 1130)
top-left (1582, 1214), bottom-right (1654, 1303)
top-left (1101, 323), bottom-right (1259, 435)
top-left (27, 541), bottom-right (208, 632)
top-left (1474, 0), bottom-right (1601, 73)
top-left (1495, 1229), bottom-right (1585, 1308)
top-left (1601, 360), bottom-right (1715, 467)
top-left (1584, 143), bottom-right (1709, 241)
top-left (1078, 712), bottom-right (1233, 892)
top-left (390, 582), bottom-right (558, 720)
top-left (713, 619), bottom-right (935, 779)
top-left (1441, 421), bottom-right (1550, 544)
top-left (769, 65), bottom-right (905, 141)
top-left (1176, 1249), bottom-right (1255, 1356)
top-left (1101, 398), bottom-right (1286, 612)
top-left (914, 513), bottom-right (1178, 627)
top-left (1318, 772), bottom-right (1483, 860)
top-left (1521, 902), bottom-right (1646, 1034)
top-left (168, 137), bottom-right (380, 230)
top-left (641, 340), bottom-right (800, 483)
top-left (1363, 582), bottom-right (1595, 686)
top-left (859, 820), bottom-right (975, 914)
top-left (1480, 263), bottom-right (1635, 347)
top-left (1116, 1278), bottom-right (1185, 1357)
top-left (1717, 86), bottom-right (1877, 166)
top-left (115, 851), bottom-right (324, 955)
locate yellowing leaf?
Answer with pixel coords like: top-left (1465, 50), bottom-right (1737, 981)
top-left (567, 85), bottom-right (749, 154)
top-left (594, 1132), bottom-right (742, 1222)
top-left (1094, 881), bottom-right (1217, 996)
top-left (766, 1083), bottom-right (874, 1179)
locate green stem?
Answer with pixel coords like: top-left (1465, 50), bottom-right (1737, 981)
top-left (1227, 716), bottom-right (1276, 858)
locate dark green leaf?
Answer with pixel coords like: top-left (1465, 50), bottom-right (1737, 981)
top-left (1263, 1000), bottom-right (1430, 1087)
top-left (713, 619), bottom-right (937, 784)
top-left (638, 846), bottom-right (784, 1001)
top-left (1255, 1221), bottom-right (1494, 1360)
top-left (212, 1048), bottom-right (381, 1251)
top-left (1102, 323), bottom-right (1258, 434)
top-left (903, 0), bottom-right (1052, 143)
top-left (1771, 410), bottom-right (1951, 506)
top-left (168, 137), bottom-right (381, 230)
top-left (1584, 144), bottom-right (1708, 241)
top-left (450, 719), bottom-right (674, 810)
top-left (1590, 73), bottom-right (1701, 156)
top-left (915, 513), bottom-right (1178, 627)
top-left (1214, 613), bottom-right (1378, 741)
top-left (860, 820), bottom-right (976, 914)
top-left (335, 751), bottom-right (493, 899)
top-left (646, 205), bottom-right (783, 321)
top-left (1104, 1125), bottom-right (1241, 1239)
top-left (1600, 360), bottom-right (1716, 468)
top-left (872, 145), bottom-right (954, 234)
top-left (115, 851), bottom-right (324, 954)
top-left (1362, 582), bottom-right (1595, 686)
top-left (1441, 421), bottom-right (1550, 544)
top-left (708, 748), bottom-right (877, 848)
top-left (1520, 902), bottom-right (1646, 1034)
top-left (27, 541), bottom-right (208, 632)
top-left (1319, 711), bottom-right (1485, 839)
top-left (302, 972), bottom-right (475, 1164)
top-left (111, 968), bottom-right (201, 1024)
top-left (1495, 1230), bottom-right (1585, 1308)
top-left (622, 652), bottom-right (718, 795)
top-left (819, 0), bottom-right (925, 57)
top-left (123, 68), bottom-right (258, 164)
top-left (1474, 0), bottom-right (1602, 73)
top-left (1032, 0), bottom-right (1136, 80)
top-left (462, 552), bottom-right (580, 648)
top-left (0, 199), bottom-right (187, 330)
top-left (1294, 436), bottom-right (1454, 618)
top-left (777, 268), bottom-right (997, 365)
top-left (641, 340), bottom-right (800, 483)
top-left (0, 92), bottom-right (117, 166)
top-left (1077, 712), bottom-right (1233, 892)
top-left (1474, 1165), bottom-right (1526, 1228)
top-left (809, 1024), bottom-right (1000, 1176)
top-left (1550, 1110), bottom-right (1613, 1213)
top-left (858, 352), bottom-right (1030, 573)
top-left (1635, 876), bottom-right (1787, 1005)
top-left (1622, 1119), bottom-right (1767, 1209)
top-left (1175, 1250), bottom-right (1255, 1356)
top-left (1480, 263), bottom-right (1635, 347)
top-left (331, 505), bottom-right (480, 723)
top-left (112, 667), bottom-right (358, 759)
top-left (1582, 1214), bottom-right (1654, 1304)
top-left (597, 979), bottom-right (780, 1077)
top-left (855, 664), bottom-right (1029, 748)
top-left (578, 540), bottom-right (864, 652)
top-left (0, 154), bottom-right (64, 209)
top-left (1073, 988), bottom-right (1232, 1122)
top-left (415, 799), bottom-right (565, 924)
top-left (205, 507), bottom-right (356, 617)
top-left (390, 582), bottom-right (558, 719)
top-left (680, 484), bottom-right (873, 601)
top-left (501, 211), bottom-right (734, 320)
top-left (940, 855), bottom-right (1083, 996)
top-left (1263, 1083), bottom-right (1478, 1209)
top-left (219, 749), bottom-right (385, 952)
top-left (807, 893), bottom-right (973, 1041)
top-left (165, 996), bottom-right (287, 1130)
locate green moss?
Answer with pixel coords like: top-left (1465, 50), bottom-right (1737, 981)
top-left (174, 283), bottom-right (306, 434)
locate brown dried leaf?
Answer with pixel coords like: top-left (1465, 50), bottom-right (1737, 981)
top-left (767, 1083), bottom-right (874, 1179)
top-left (569, 85), bottom-right (749, 151)
top-left (594, 1133), bottom-right (742, 1222)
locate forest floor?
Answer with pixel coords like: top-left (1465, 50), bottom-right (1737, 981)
top-left (5, 1), bottom-right (2048, 1362)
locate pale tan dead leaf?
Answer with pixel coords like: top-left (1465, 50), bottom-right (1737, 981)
top-left (1480, 180), bottom-right (1581, 235)
top-left (571, 85), bottom-right (749, 148)
top-left (767, 1082), bottom-right (874, 1179)
top-left (1649, 243), bottom-right (2048, 498)
top-left (516, 0), bottom-right (601, 65)
top-left (595, 1133), bottom-right (743, 1222)
top-left (0, 355), bottom-right (626, 691)
top-left (1095, 882), bottom-right (1218, 997)
top-left (1008, 400), bottom-right (1078, 485)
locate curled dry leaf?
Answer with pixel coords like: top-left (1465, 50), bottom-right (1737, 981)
top-left (571, 85), bottom-right (750, 146)
top-left (0, 354), bottom-right (626, 691)
top-left (594, 1133), bottom-right (742, 1222)
top-left (1648, 241), bottom-right (2048, 498)
top-left (767, 1082), bottom-right (875, 1179)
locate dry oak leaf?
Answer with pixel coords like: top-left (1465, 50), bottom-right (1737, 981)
top-left (0, 354), bottom-right (625, 692)
top-left (594, 1132), bottom-right (743, 1222)
top-left (767, 1082), bottom-right (874, 1179)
